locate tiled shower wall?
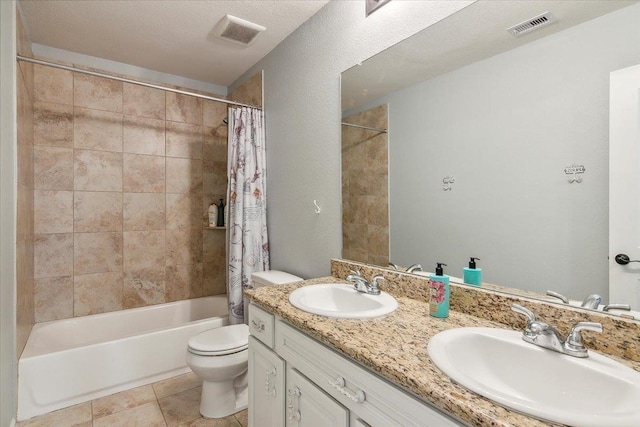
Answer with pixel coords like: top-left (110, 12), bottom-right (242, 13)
top-left (32, 63), bottom-right (229, 322)
top-left (342, 104), bottom-right (389, 266)
top-left (16, 9), bottom-right (35, 356)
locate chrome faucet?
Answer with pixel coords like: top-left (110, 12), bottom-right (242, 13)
top-left (545, 290), bottom-right (603, 310)
top-left (406, 263), bottom-right (423, 273)
top-left (512, 304), bottom-right (603, 358)
top-left (346, 270), bottom-right (383, 295)
top-left (603, 303), bottom-right (631, 312)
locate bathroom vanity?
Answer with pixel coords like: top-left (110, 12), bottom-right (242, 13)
top-left (247, 302), bottom-right (461, 426)
top-left (246, 260), bottom-right (640, 427)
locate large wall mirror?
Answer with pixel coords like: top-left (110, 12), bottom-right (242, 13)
top-left (340, 0), bottom-right (640, 318)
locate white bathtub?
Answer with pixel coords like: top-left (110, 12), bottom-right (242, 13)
top-left (18, 295), bottom-right (228, 421)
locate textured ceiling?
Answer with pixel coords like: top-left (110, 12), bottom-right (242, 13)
top-left (19, 0), bottom-right (329, 86)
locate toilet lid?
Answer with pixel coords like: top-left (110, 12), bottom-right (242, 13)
top-left (188, 324), bottom-right (249, 356)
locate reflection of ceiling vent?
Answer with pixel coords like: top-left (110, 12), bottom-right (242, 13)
top-left (214, 15), bottom-right (266, 46)
top-left (507, 12), bottom-right (557, 37)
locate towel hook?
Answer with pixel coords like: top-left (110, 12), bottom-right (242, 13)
top-left (313, 200), bottom-right (321, 214)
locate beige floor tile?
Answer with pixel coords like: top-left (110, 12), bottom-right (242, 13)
top-left (234, 409), bottom-right (248, 427)
top-left (93, 401), bottom-right (166, 427)
top-left (179, 415), bottom-right (240, 427)
top-left (17, 402), bottom-right (92, 427)
top-left (158, 386), bottom-right (202, 427)
top-left (153, 372), bottom-right (202, 399)
top-left (92, 384), bottom-right (157, 418)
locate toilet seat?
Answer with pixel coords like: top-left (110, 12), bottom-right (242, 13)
top-left (188, 324), bottom-right (249, 356)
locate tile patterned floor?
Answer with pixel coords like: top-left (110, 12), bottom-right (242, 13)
top-left (16, 372), bottom-right (248, 427)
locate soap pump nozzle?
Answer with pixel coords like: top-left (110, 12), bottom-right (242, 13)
top-left (435, 263), bottom-right (447, 276)
top-left (468, 257), bottom-right (480, 269)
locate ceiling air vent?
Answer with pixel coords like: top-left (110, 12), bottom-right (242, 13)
top-left (214, 15), bottom-right (266, 46)
top-left (507, 12), bottom-right (557, 37)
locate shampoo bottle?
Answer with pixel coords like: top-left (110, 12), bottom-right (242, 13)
top-left (463, 257), bottom-right (482, 287)
top-left (429, 263), bottom-right (449, 318)
top-left (216, 199), bottom-right (225, 227)
top-left (208, 203), bottom-right (218, 227)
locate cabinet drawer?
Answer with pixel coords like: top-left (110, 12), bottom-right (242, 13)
top-left (275, 320), bottom-right (464, 427)
top-left (248, 303), bottom-right (275, 348)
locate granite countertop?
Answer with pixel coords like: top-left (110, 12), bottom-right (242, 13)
top-left (246, 277), bottom-right (565, 427)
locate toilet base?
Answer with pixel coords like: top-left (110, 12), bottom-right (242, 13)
top-left (200, 372), bottom-right (248, 419)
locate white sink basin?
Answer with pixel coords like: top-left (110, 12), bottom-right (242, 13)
top-left (428, 327), bottom-right (640, 427)
top-left (288, 284), bottom-right (398, 318)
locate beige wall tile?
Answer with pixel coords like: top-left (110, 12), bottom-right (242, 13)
top-left (17, 184), bottom-right (34, 242)
top-left (74, 191), bottom-right (123, 232)
top-left (74, 107), bottom-right (123, 152)
top-left (74, 149), bottom-right (123, 192)
top-left (203, 229), bottom-right (225, 261)
top-left (123, 83), bottom-right (165, 119)
top-left (166, 229), bottom-right (202, 266)
top-left (203, 126), bottom-right (227, 161)
top-left (34, 276), bottom-right (74, 322)
top-left (166, 92), bottom-right (202, 125)
top-left (203, 160), bottom-right (227, 195)
top-left (123, 153), bottom-right (165, 193)
top-left (34, 190), bottom-right (73, 234)
top-left (17, 142), bottom-right (34, 189)
top-left (123, 116), bottom-right (165, 156)
top-left (34, 101), bottom-right (74, 148)
top-left (123, 193), bottom-right (165, 231)
top-left (202, 100), bottom-right (227, 128)
top-left (166, 158), bottom-right (202, 194)
top-left (166, 193), bottom-right (202, 230)
top-left (16, 240), bottom-right (34, 356)
top-left (34, 64), bottom-right (73, 105)
top-left (92, 385), bottom-right (157, 419)
top-left (166, 122), bottom-right (202, 159)
top-left (165, 264), bottom-right (203, 302)
top-left (123, 231), bottom-right (165, 271)
top-left (74, 232), bottom-right (123, 275)
top-left (34, 233), bottom-right (73, 278)
top-left (74, 73), bottom-right (123, 113)
top-left (123, 268), bottom-right (166, 309)
top-left (34, 146), bottom-right (74, 190)
top-left (228, 72), bottom-right (262, 108)
top-left (74, 272), bottom-right (123, 316)
top-left (203, 261), bottom-right (226, 296)
top-left (16, 402), bottom-right (92, 427)
top-left (94, 401), bottom-right (166, 427)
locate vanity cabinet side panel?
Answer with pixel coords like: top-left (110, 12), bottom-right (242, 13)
top-left (249, 336), bottom-right (286, 427)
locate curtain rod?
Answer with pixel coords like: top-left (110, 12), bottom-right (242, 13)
top-left (16, 55), bottom-right (262, 110)
top-left (341, 122), bottom-right (387, 133)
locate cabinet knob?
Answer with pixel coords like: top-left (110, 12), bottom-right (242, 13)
top-left (251, 318), bottom-right (265, 332)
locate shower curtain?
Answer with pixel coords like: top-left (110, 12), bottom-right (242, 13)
top-left (226, 107), bottom-right (270, 324)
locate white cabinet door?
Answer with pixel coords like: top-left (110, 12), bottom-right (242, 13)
top-left (249, 336), bottom-right (285, 427)
top-left (286, 367), bottom-right (348, 427)
top-left (610, 63), bottom-right (640, 309)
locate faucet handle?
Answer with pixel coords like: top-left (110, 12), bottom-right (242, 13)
top-left (349, 269), bottom-right (362, 277)
top-left (371, 274), bottom-right (384, 290)
top-left (546, 290), bottom-right (569, 304)
top-left (564, 321), bottom-right (603, 357)
top-left (512, 304), bottom-right (536, 322)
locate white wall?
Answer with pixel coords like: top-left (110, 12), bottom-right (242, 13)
top-left (385, 4), bottom-right (640, 300)
top-left (0, 1), bottom-right (18, 425)
top-left (231, 0), bottom-right (473, 278)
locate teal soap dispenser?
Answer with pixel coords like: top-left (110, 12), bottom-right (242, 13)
top-left (429, 263), bottom-right (449, 318)
top-left (463, 257), bottom-right (482, 287)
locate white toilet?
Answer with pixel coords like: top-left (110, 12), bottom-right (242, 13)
top-left (186, 270), bottom-right (302, 418)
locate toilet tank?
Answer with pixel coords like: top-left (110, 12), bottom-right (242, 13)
top-left (251, 270), bottom-right (303, 289)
